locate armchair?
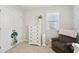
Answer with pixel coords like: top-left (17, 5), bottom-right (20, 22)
top-left (51, 29), bottom-right (77, 53)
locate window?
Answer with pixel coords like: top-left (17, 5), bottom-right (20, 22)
top-left (47, 12), bottom-right (59, 30)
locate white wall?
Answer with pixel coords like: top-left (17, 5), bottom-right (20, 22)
top-left (73, 6), bottom-right (79, 32)
top-left (0, 6), bottom-right (24, 52)
top-left (23, 5), bottom-right (74, 41)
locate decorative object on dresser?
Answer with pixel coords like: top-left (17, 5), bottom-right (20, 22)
top-left (51, 29), bottom-right (77, 53)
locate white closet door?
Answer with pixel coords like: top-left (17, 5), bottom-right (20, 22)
top-left (29, 19), bottom-right (42, 46)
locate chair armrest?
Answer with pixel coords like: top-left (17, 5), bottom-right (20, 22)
top-left (66, 43), bottom-right (74, 50)
top-left (65, 43), bottom-right (74, 53)
top-left (66, 43), bottom-right (72, 46)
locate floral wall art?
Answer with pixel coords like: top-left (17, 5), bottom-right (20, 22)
top-left (11, 30), bottom-right (18, 46)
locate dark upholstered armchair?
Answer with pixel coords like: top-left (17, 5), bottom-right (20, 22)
top-left (51, 34), bottom-right (76, 53)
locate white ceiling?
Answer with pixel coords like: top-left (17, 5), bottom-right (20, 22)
top-left (18, 5), bottom-right (73, 10)
top-left (19, 5), bottom-right (55, 10)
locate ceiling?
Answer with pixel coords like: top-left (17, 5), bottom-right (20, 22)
top-left (17, 5), bottom-right (73, 10)
top-left (19, 5), bottom-right (56, 10)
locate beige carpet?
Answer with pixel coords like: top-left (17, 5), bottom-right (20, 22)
top-left (6, 41), bottom-right (55, 53)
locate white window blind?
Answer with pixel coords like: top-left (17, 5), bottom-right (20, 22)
top-left (47, 12), bottom-right (59, 30)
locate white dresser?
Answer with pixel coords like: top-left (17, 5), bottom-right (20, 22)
top-left (29, 18), bottom-right (42, 46)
